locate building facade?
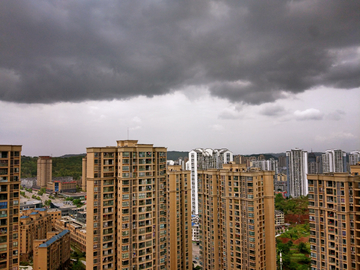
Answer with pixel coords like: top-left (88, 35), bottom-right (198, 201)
top-left (308, 173), bottom-right (360, 270)
top-left (54, 217), bottom-right (87, 252)
top-left (186, 148), bottom-right (233, 215)
top-left (33, 230), bottom-right (71, 270)
top-left (322, 149), bottom-right (347, 173)
top-left (37, 156), bottom-right (52, 188)
top-left (86, 140), bottom-right (191, 270)
top-left (198, 165), bottom-right (276, 270)
top-left (0, 145), bottom-right (21, 270)
top-left (286, 149), bottom-right (308, 197)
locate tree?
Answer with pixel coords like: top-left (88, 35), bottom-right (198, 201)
top-left (298, 242), bottom-right (310, 254)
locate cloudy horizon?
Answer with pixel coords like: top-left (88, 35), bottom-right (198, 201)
top-left (0, 0), bottom-right (359, 156)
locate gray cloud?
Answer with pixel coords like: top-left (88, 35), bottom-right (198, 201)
top-left (259, 104), bottom-right (286, 116)
top-left (0, 0), bottom-right (360, 104)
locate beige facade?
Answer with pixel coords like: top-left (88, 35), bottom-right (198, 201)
top-left (33, 230), bottom-right (71, 270)
top-left (54, 217), bottom-right (86, 252)
top-left (19, 208), bottom-right (52, 261)
top-left (0, 145), bottom-right (21, 270)
top-left (86, 140), bottom-right (191, 270)
top-left (308, 173), bottom-right (360, 270)
top-left (37, 156), bottom-right (52, 188)
top-left (82, 155), bottom-right (87, 192)
top-left (166, 165), bottom-right (192, 269)
top-left (198, 164), bottom-right (276, 270)
top-left (48, 209), bottom-right (62, 227)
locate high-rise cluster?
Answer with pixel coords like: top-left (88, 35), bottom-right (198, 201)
top-left (85, 140), bottom-right (192, 270)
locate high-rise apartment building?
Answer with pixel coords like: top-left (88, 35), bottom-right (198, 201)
top-left (198, 164), bottom-right (276, 270)
top-left (349, 151), bottom-right (360, 166)
top-left (166, 165), bottom-right (192, 269)
top-left (308, 152), bottom-right (317, 174)
top-left (0, 145), bottom-right (21, 270)
top-left (250, 158), bottom-right (278, 175)
top-left (37, 156), bottom-right (52, 188)
top-left (286, 149), bottom-right (308, 197)
top-left (308, 173), bottom-right (360, 270)
top-left (322, 149), bottom-right (347, 173)
top-left (186, 148), bottom-right (233, 214)
top-left (86, 140), bottom-right (191, 270)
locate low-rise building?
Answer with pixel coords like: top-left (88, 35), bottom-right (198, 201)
top-left (47, 177), bottom-right (77, 193)
top-left (54, 217), bottom-right (87, 252)
top-left (33, 230), bottom-right (71, 270)
top-left (20, 208), bottom-right (52, 261)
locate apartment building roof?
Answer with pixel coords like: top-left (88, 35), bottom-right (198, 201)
top-left (39, 230), bottom-right (70, 248)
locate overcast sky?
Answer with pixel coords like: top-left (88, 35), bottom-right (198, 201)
top-left (1, 0), bottom-right (359, 156)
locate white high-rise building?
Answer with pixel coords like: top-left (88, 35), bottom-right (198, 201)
top-left (322, 149), bottom-right (347, 173)
top-left (286, 149), bottom-right (308, 197)
top-left (186, 148), bottom-right (233, 214)
top-left (251, 158), bottom-right (278, 174)
top-left (349, 151), bottom-right (360, 165)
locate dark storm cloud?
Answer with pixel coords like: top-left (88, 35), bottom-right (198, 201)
top-left (0, 0), bottom-right (359, 104)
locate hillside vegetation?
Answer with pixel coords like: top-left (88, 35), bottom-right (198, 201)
top-left (21, 155), bottom-right (84, 180)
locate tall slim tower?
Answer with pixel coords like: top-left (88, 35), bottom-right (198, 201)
top-left (81, 155), bottom-right (87, 192)
top-left (0, 145), bottom-right (21, 270)
top-left (86, 140), bottom-right (191, 270)
top-left (37, 156), bottom-right (52, 188)
top-left (286, 149), bottom-right (308, 197)
top-left (198, 164), bottom-right (276, 270)
top-left (186, 148), bottom-right (233, 215)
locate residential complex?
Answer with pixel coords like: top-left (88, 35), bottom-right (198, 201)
top-left (86, 140), bottom-right (191, 270)
top-left (286, 148), bottom-right (308, 197)
top-left (37, 156), bottom-right (52, 188)
top-left (19, 208), bottom-right (52, 261)
top-left (308, 173), bottom-right (360, 270)
top-left (198, 164), bottom-right (276, 270)
top-left (186, 148), bottom-right (233, 214)
top-left (0, 145), bottom-right (21, 270)
top-left (33, 230), bottom-right (71, 270)
top-left (322, 149), bottom-right (347, 173)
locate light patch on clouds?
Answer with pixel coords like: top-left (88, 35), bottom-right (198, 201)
top-left (294, 108), bottom-right (324, 120)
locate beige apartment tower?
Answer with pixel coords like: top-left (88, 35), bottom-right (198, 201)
top-left (166, 165), bottom-right (192, 269)
top-left (0, 145), bottom-right (21, 270)
top-left (308, 173), bottom-right (360, 270)
top-left (198, 164), bottom-right (276, 270)
top-left (86, 140), bottom-right (191, 270)
top-left (37, 156), bottom-right (52, 188)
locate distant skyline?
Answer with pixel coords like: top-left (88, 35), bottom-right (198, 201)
top-left (0, 1), bottom-right (359, 156)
